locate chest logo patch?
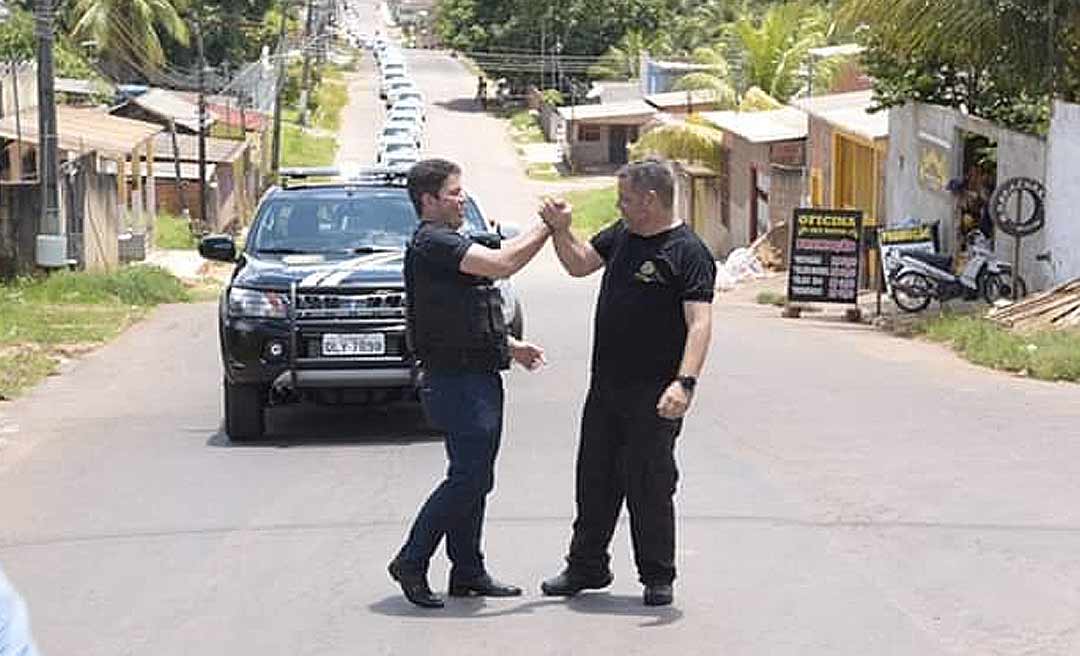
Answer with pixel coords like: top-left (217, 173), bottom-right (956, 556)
top-left (635, 259), bottom-right (662, 284)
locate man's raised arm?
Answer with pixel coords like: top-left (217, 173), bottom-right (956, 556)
top-left (459, 222), bottom-right (551, 279)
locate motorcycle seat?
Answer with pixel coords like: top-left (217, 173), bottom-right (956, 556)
top-left (906, 250), bottom-right (953, 271)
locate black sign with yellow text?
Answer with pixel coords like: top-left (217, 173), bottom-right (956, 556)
top-left (787, 208), bottom-right (863, 304)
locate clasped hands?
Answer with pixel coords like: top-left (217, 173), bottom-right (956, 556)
top-left (538, 197), bottom-right (573, 234)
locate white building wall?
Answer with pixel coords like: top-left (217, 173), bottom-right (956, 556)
top-left (1045, 100), bottom-right (1080, 284)
top-left (887, 102), bottom-right (1051, 290)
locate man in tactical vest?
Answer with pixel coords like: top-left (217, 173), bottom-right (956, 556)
top-left (388, 158), bottom-right (551, 609)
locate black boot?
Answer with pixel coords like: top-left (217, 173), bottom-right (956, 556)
top-left (643, 583), bottom-right (674, 606)
top-left (540, 568), bottom-right (613, 596)
top-left (388, 558), bottom-right (444, 609)
top-left (448, 572), bottom-right (523, 597)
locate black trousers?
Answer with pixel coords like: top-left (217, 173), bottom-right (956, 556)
top-left (566, 383), bottom-right (683, 585)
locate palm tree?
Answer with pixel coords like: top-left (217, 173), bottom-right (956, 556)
top-left (730, 1), bottom-right (832, 101)
top-left (630, 117), bottom-right (726, 171)
top-left (71, 0), bottom-right (190, 78)
top-left (670, 47), bottom-right (738, 108)
top-left (661, 2), bottom-right (835, 105)
top-left (587, 29), bottom-right (671, 80)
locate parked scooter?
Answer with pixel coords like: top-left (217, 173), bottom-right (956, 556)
top-left (885, 233), bottom-right (1026, 312)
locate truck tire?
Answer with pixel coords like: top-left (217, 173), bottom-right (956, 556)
top-left (224, 379), bottom-right (265, 442)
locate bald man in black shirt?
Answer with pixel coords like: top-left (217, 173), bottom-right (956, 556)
top-left (538, 157), bottom-right (716, 607)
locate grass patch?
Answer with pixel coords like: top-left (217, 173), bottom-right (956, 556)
top-left (0, 347), bottom-right (57, 400)
top-left (281, 123), bottom-right (337, 167)
top-left (526, 163), bottom-right (561, 181)
top-left (920, 313), bottom-right (1080, 382)
top-left (154, 213), bottom-right (197, 250)
top-left (508, 110), bottom-right (545, 144)
top-left (560, 185), bottom-right (619, 238)
top-left (0, 266), bottom-right (191, 398)
top-left (756, 291), bottom-right (787, 307)
top-left (314, 77), bottom-right (348, 132)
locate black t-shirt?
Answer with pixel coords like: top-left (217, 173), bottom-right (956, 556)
top-left (410, 221), bottom-right (472, 272)
top-left (590, 221), bottom-right (716, 389)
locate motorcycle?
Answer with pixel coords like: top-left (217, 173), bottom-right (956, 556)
top-left (885, 233), bottom-right (1026, 313)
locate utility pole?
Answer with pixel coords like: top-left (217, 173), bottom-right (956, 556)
top-left (1048, 0), bottom-right (1058, 97)
top-left (196, 15), bottom-right (209, 231)
top-left (169, 120), bottom-right (188, 218)
top-left (298, 0), bottom-right (315, 126)
top-left (270, 0), bottom-right (289, 176)
top-left (539, 17), bottom-right (545, 89)
top-left (35, 0), bottom-right (62, 256)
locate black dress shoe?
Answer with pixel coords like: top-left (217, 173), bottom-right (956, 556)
top-left (540, 569), bottom-right (614, 596)
top-left (388, 558), bottom-right (444, 609)
top-left (448, 573), bottom-right (523, 597)
top-left (643, 583), bottom-right (673, 606)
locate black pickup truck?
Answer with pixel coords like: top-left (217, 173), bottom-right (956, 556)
top-left (200, 168), bottom-right (523, 441)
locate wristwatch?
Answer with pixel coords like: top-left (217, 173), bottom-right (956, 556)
top-left (676, 375), bottom-right (697, 393)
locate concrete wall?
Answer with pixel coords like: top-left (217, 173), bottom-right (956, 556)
top-left (725, 134), bottom-right (767, 250)
top-left (886, 102), bottom-right (1050, 289)
top-left (565, 122), bottom-right (612, 170)
top-left (0, 63), bottom-right (38, 118)
top-left (0, 183), bottom-right (39, 278)
top-left (806, 116), bottom-right (835, 204)
top-left (83, 160), bottom-right (120, 271)
top-left (1045, 100), bottom-right (1080, 284)
top-left (673, 165), bottom-right (726, 257)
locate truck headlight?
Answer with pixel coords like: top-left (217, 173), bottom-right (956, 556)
top-left (228, 288), bottom-right (289, 319)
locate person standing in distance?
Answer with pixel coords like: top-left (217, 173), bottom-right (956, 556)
top-left (538, 157), bottom-right (716, 607)
top-left (389, 158), bottom-right (552, 608)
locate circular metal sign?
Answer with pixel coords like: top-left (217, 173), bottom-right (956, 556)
top-left (990, 177), bottom-right (1045, 237)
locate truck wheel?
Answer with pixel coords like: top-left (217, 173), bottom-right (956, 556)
top-left (224, 379), bottom-right (265, 442)
top-left (509, 300), bottom-right (524, 340)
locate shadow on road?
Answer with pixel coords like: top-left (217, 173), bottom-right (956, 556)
top-left (206, 402), bottom-right (442, 448)
top-left (368, 592), bottom-right (683, 626)
top-left (434, 97), bottom-right (488, 114)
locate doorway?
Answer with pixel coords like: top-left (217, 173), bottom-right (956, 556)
top-left (955, 131), bottom-right (998, 251)
top-left (609, 126), bottom-right (629, 165)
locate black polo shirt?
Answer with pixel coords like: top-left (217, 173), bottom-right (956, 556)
top-left (589, 221), bottom-right (716, 390)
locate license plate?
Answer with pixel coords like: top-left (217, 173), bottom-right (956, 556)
top-left (321, 333), bottom-right (385, 356)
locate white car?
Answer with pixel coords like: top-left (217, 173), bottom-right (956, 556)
top-left (389, 88), bottom-right (425, 109)
top-left (383, 153), bottom-right (420, 172)
top-left (388, 103), bottom-right (425, 124)
top-left (380, 71), bottom-right (407, 99)
top-left (383, 80), bottom-right (417, 108)
top-left (377, 137), bottom-right (420, 164)
top-left (378, 123), bottom-right (422, 150)
top-left (384, 114), bottom-right (424, 140)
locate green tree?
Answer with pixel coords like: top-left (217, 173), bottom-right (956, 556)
top-left (729, 1), bottom-right (832, 101)
top-left (842, 0), bottom-right (1080, 133)
top-left (587, 29), bottom-right (671, 80)
top-left (70, 0), bottom-right (190, 78)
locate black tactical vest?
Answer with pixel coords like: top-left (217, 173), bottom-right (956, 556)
top-left (405, 223), bottom-right (510, 373)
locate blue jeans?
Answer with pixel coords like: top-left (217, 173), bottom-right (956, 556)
top-left (0, 566), bottom-right (39, 656)
top-left (398, 371), bottom-right (504, 580)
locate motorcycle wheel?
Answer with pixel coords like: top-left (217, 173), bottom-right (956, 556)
top-left (981, 272), bottom-right (1028, 304)
top-left (891, 271), bottom-right (934, 312)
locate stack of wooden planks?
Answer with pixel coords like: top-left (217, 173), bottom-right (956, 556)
top-left (988, 278), bottom-right (1080, 330)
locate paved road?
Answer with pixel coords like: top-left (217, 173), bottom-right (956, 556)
top-left (2, 18), bottom-right (1080, 656)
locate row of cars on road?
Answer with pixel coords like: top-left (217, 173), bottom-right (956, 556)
top-left (372, 38), bottom-right (426, 170)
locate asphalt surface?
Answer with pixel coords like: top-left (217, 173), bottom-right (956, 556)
top-left (2, 10), bottom-right (1080, 655)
